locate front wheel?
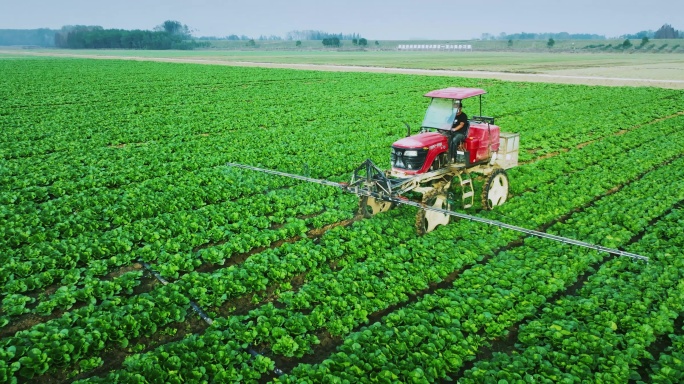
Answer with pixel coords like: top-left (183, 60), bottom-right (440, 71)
top-left (415, 189), bottom-right (451, 235)
top-left (481, 168), bottom-right (509, 210)
top-left (358, 196), bottom-right (393, 218)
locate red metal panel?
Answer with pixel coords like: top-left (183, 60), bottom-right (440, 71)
top-left (466, 123), bottom-right (501, 162)
top-left (392, 132), bottom-right (446, 148)
top-left (424, 87), bottom-right (487, 99)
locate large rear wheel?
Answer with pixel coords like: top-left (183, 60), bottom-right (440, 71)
top-left (481, 168), bottom-right (509, 210)
top-left (415, 189), bottom-right (451, 235)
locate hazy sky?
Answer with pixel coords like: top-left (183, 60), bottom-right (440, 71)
top-left (1, 0), bottom-right (681, 39)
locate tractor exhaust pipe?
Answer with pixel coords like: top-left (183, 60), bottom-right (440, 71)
top-left (403, 122), bottom-right (411, 137)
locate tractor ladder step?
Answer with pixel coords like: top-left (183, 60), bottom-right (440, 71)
top-left (457, 173), bottom-right (475, 209)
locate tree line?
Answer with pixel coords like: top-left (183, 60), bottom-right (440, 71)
top-left (54, 21), bottom-right (209, 50)
top-left (0, 29), bottom-right (55, 46)
top-left (483, 24), bottom-right (682, 41)
top-left (285, 30), bottom-right (362, 41)
top-left (481, 32), bottom-right (605, 40)
top-left (622, 24), bottom-right (681, 39)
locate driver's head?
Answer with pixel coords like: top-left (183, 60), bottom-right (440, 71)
top-left (454, 101), bottom-right (462, 114)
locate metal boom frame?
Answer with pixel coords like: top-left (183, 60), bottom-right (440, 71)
top-left (225, 161), bottom-right (648, 262)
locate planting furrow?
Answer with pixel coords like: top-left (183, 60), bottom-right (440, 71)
top-left (638, 312), bottom-right (684, 383)
top-left (70, 122), bottom-right (684, 383)
top-left (277, 153), bottom-right (684, 383)
top-left (459, 209), bottom-right (684, 380)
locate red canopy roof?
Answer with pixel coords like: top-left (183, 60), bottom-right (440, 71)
top-left (424, 87), bottom-right (487, 99)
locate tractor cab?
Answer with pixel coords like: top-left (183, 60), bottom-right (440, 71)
top-left (390, 87), bottom-right (504, 176)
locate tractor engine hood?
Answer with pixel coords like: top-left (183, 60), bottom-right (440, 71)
top-left (393, 132), bottom-right (446, 149)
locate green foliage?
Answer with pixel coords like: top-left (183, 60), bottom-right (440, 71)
top-left (53, 23), bottom-right (205, 50)
top-left (1, 58), bottom-right (684, 383)
top-left (622, 39), bottom-right (632, 48)
top-left (547, 38), bottom-right (555, 48)
top-left (156, 20), bottom-right (190, 37)
top-left (322, 37), bottom-right (340, 47)
top-left (654, 23), bottom-right (679, 39)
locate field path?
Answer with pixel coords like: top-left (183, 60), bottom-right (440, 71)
top-left (3, 50), bottom-right (684, 89)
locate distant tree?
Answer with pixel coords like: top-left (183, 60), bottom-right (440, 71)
top-left (654, 24), bottom-right (679, 39)
top-left (246, 39), bottom-right (256, 47)
top-left (622, 30), bottom-right (654, 39)
top-left (547, 38), bottom-right (555, 48)
top-left (54, 24), bottom-right (205, 50)
top-left (295, 40), bottom-right (301, 47)
top-left (258, 34), bottom-right (282, 41)
top-left (322, 37), bottom-right (340, 47)
top-left (155, 20), bottom-right (191, 38)
top-left (359, 38), bottom-right (367, 46)
top-left (352, 38), bottom-right (358, 45)
top-left (507, 39), bottom-right (513, 47)
top-left (287, 30), bottom-right (359, 41)
top-left (622, 39), bottom-right (632, 49)
top-left (0, 28), bottom-right (56, 47)
top-left (495, 32), bottom-right (605, 40)
top-left (375, 40), bottom-right (379, 46)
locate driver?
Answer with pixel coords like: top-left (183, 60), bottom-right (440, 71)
top-left (451, 101), bottom-right (469, 161)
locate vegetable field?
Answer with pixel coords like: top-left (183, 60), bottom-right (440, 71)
top-left (1, 57), bottom-right (684, 383)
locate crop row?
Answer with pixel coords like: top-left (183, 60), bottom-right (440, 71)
top-left (461, 205), bottom-right (684, 383)
top-left (508, 112), bottom-right (683, 195)
top-left (0, 184), bottom-right (353, 320)
top-left (2, 58), bottom-right (683, 382)
top-left (3, 60), bottom-right (680, 184)
top-left (648, 321), bottom-right (684, 383)
top-left (9, 107), bottom-right (679, 331)
top-left (66, 120), bottom-right (684, 383)
top-left (160, 114), bottom-right (684, 312)
top-left (499, 90), bottom-right (683, 162)
top-left (280, 151), bottom-right (684, 382)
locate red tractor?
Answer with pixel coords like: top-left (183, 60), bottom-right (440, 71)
top-left (226, 87), bottom-right (648, 260)
top-left (357, 87), bottom-right (519, 233)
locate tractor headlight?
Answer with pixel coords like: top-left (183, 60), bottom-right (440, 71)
top-left (404, 150), bottom-right (418, 157)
